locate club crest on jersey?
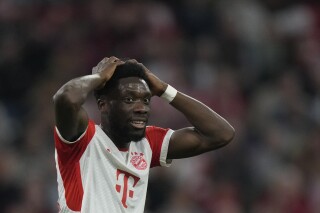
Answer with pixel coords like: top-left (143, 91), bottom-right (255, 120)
top-left (130, 152), bottom-right (147, 170)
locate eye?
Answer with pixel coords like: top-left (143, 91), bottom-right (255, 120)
top-left (123, 97), bottom-right (134, 103)
top-left (144, 98), bottom-right (150, 105)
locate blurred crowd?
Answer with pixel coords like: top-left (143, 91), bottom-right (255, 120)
top-left (0, 0), bottom-right (320, 212)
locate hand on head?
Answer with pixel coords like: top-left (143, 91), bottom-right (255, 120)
top-left (92, 56), bottom-right (124, 89)
top-left (92, 56), bottom-right (167, 96)
top-left (92, 56), bottom-right (124, 77)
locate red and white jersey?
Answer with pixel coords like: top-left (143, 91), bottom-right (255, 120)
top-left (54, 120), bottom-right (174, 213)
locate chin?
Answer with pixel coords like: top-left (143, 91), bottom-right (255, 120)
top-left (130, 134), bottom-right (145, 142)
top-left (129, 130), bottom-right (146, 142)
top-left (114, 124), bottom-right (146, 142)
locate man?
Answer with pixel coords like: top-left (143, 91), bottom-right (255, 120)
top-left (53, 56), bottom-right (235, 212)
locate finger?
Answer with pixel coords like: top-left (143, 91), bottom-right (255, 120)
top-left (94, 57), bottom-right (108, 70)
top-left (116, 60), bottom-right (125, 65)
top-left (92, 57), bottom-right (111, 73)
top-left (101, 57), bottom-right (109, 63)
top-left (92, 63), bottom-right (102, 73)
top-left (108, 56), bottom-right (120, 63)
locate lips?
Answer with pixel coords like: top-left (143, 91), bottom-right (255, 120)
top-left (130, 120), bottom-right (146, 129)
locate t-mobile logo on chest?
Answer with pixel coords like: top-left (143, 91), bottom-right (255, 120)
top-left (115, 169), bottom-right (140, 208)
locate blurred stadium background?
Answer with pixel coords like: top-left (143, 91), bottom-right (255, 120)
top-left (0, 0), bottom-right (320, 212)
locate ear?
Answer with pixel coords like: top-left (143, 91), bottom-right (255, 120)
top-left (97, 98), bottom-right (109, 112)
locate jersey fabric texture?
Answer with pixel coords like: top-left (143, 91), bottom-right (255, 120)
top-left (54, 120), bottom-right (174, 213)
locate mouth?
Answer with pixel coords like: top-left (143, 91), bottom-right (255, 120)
top-left (130, 120), bottom-right (146, 129)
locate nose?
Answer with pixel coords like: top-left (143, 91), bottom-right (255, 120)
top-left (133, 101), bottom-right (149, 114)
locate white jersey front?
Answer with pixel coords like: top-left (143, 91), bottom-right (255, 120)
top-left (54, 120), bottom-right (173, 213)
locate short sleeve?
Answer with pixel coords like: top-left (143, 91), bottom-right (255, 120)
top-left (145, 126), bottom-right (174, 168)
top-left (54, 120), bottom-right (96, 163)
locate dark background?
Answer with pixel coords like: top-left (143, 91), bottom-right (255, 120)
top-left (0, 0), bottom-right (319, 212)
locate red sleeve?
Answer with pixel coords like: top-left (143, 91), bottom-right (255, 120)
top-left (54, 121), bottom-right (95, 211)
top-left (145, 126), bottom-right (170, 168)
top-left (54, 120), bottom-right (96, 164)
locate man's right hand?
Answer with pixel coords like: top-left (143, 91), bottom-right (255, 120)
top-left (92, 56), bottom-right (124, 89)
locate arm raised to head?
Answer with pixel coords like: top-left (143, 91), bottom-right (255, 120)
top-left (53, 56), bottom-right (124, 141)
top-left (135, 60), bottom-right (235, 159)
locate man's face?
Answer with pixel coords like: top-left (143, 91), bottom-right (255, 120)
top-left (107, 77), bottom-right (151, 142)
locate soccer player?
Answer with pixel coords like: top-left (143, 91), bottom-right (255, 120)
top-left (53, 56), bottom-right (235, 212)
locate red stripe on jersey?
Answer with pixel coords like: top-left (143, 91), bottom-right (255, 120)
top-left (54, 120), bottom-right (96, 211)
top-left (145, 126), bottom-right (169, 167)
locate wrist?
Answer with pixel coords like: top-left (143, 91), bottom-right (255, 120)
top-left (92, 73), bottom-right (107, 90)
top-left (160, 84), bottom-right (177, 103)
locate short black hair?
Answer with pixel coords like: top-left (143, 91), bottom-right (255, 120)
top-left (94, 61), bottom-right (150, 99)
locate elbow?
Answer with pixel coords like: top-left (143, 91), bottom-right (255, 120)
top-left (52, 91), bottom-right (61, 104)
top-left (200, 125), bottom-right (235, 152)
top-left (53, 89), bottom-right (69, 105)
top-left (53, 84), bottom-right (68, 103)
top-left (217, 125), bottom-right (235, 147)
top-left (225, 125), bottom-right (236, 144)
top-left (53, 85), bottom-right (80, 107)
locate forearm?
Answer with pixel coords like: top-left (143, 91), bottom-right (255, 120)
top-left (53, 74), bottom-right (105, 140)
top-left (53, 57), bottom-right (122, 141)
top-left (53, 74), bottom-right (104, 106)
top-left (170, 91), bottom-right (235, 143)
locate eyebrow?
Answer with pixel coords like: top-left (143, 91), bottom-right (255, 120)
top-left (120, 87), bottom-right (151, 97)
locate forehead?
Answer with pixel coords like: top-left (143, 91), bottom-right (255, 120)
top-left (117, 77), bottom-right (150, 94)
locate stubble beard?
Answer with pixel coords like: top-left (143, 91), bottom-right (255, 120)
top-left (110, 121), bottom-right (146, 143)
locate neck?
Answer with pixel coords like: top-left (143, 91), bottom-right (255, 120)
top-left (100, 122), bottom-right (131, 150)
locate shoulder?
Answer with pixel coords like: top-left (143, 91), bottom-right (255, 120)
top-left (145, 126), bottom-right (174, 146)
top-left (146, 126), bottom-right (170, 138)
top-left (55, 120), bottom-right (96, 144)
top-left (145, 126), bottom-right (175, 168)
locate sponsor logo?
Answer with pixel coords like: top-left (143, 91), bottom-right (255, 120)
top-left (130, 152), bottom-right (147, 170)
top-left (115, 169), bottom-right (140, 208)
